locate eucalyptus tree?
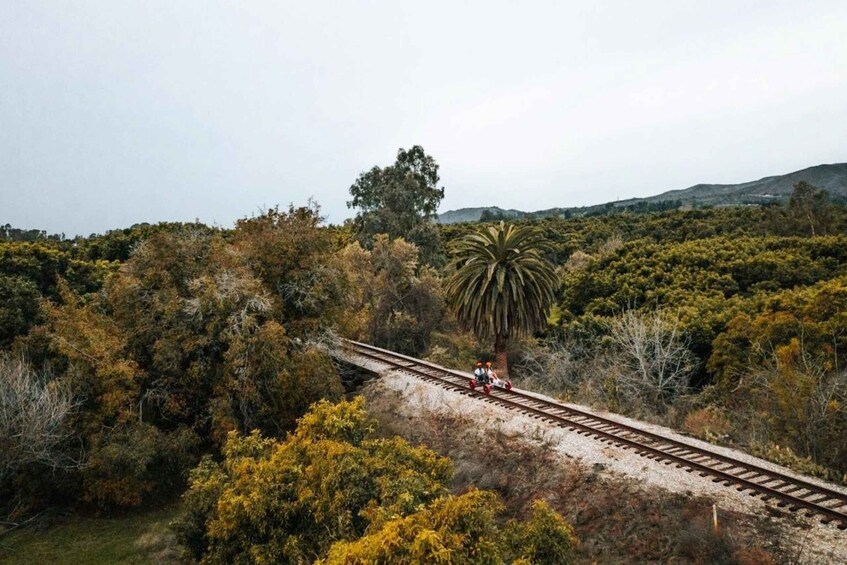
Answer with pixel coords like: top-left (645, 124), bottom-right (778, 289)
top-left (445, 222), bottom-right (558, 376)
top-left (788, 181), bottom-right (833, 236)
top-left (347, 145), bottom-right (445, 264)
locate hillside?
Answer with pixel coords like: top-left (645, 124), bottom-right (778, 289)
top-left (436, 206), bottom-right (524, 224)
top-left (437, 162), bottom-right (847, 223)
top-left (637, 162), bottom-right (847, 205)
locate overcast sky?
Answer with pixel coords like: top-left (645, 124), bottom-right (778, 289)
top-left (2, 1), bottom-right (846, 235)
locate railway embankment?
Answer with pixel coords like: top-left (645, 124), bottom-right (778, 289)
top-left (343, 344), bottom-right (847, 563)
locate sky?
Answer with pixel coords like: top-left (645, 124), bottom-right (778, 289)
top-left (2, 1), bottom-right (846, 236)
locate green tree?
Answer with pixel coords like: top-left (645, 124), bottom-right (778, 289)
top-left (105, 222), bottom-right (343, 445)
top-left (36, 280), bottom-right (200, 508)
top-left (509, 499), bottom-right (578, 565)
top-left (445, 222), bottom-right (558, 376)
top-left (788, 181), bottom-right (834, 236)
top-left (0, 240), bottom-right (118, 345)
top-left (0, 275), bottom-right (41, 348)
top-left (336, 235), bottom-right (445, 356)
top-left (347, 145), bottom-right (444, 263)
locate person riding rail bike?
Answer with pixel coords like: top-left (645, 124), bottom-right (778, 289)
top-left (469, 361), bottom-right (511, 393)
top-left (473, 361), bottom-right (487, 385)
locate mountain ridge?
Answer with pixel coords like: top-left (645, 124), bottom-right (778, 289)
top-left (436, 162), bottom-right (847, 224)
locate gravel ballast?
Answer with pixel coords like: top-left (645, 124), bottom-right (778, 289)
top-left (362, 362), bottom-right (847, 563)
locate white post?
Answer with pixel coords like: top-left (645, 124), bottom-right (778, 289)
top-left (712, 504), bottom-right (718, 533)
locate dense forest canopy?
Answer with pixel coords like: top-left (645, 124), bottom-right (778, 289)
top-left (2, 172), bottom-right (847, 561)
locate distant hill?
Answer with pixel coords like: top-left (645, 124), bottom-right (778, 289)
top-left (435, 207), bottom-right (524, 224)
top-left (436, 162), bottom-right (847, 223)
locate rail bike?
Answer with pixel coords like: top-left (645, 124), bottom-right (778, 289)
top-left (468, 373), bottom-right (512, 395)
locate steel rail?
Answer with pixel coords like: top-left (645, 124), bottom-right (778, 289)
top-left (337, 339), bottom-right (847, 530)
top-left (346, 341), bottom-right (847, 505)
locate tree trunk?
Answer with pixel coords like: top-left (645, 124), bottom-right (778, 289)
top-left (495, 333), bottom-right (509, 379)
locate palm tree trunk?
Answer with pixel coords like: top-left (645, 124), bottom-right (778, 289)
top-left (495, 333), bottom-right (509, 379)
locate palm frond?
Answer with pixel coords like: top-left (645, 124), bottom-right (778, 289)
top-left (445, 222), bottom-right (558, 339)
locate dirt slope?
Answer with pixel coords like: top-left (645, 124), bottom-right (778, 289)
top-left (363, 368), bottom-right (847, 564)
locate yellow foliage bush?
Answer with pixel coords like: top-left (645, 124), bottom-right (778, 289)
top-left (321, 494), bottom-right (577, 565)
top-left (510, 499), bottom-right (578, 564)
top-left (175, 397), bottom-right (453, 563)
top-left (318, 489), bottom-right (505, 564)
top-left (175, 398), bottom-right (578, 564)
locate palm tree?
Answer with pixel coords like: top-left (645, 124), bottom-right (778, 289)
top-left (445, 222), bottom-right (558, 377)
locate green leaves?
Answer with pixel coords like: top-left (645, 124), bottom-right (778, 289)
top-left (4, 208), bottom-right (346, 510)
top-left (788, 181), bottom-right (835, 236)
top-left (320, 489), bottom-right (505, 564)
top-left (347, 146), bottom-right (445, 264)
top-left (336, 236), bottom-right (445, 356)
top-left (446, 222), bottom-right (558, 341)
top-left (348, 146), bottom-right (443, 222)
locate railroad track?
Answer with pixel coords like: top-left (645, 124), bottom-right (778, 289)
top-left (337, 339), bottom-right (847, 530)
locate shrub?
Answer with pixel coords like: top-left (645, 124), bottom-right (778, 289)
top-left (174, 397), bottom-right (453, 562)
top-left (82, 423), bottom-right (199, 508)
top-left (607, 309), bottom-right (695, 412)
top-left (336, 237), bottom-right (446, 356)
top-left (683, 407), bottom-right (732, 441)
top-left (678, 514), bottom-right (736, 565)
top-left (319, 489), bottom-right (505, 564)
top-left (748, 443), bottom-right (836, 482)
top-left (322, 494), bottom-right (578, 565)
top-left (508, 499), bottom-right (578, 564)
top-left (423, 330), bottom-right (485, 371)
top-left (176, 398), bottom-right (578, 563)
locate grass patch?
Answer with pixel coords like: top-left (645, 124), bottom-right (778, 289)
top-left (0, 503), bottom-right (182, 565)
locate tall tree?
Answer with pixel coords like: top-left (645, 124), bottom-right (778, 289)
top-left (336, 235), bottom-right (445, 356)
top-left (347, 145), bottom-right (444, 263)
top-left (445, 222), bottom-right (558, 376)
top-left (788, 181), bottom-right (833, 236)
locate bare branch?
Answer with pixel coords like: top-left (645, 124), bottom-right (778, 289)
top-left (608, 309), bottom-right (695, 412)
top-left (0, 354), bottom-right (80, 485)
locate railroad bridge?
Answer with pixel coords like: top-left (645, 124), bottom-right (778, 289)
top-left (332, 339), bottom-right (847, 531)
